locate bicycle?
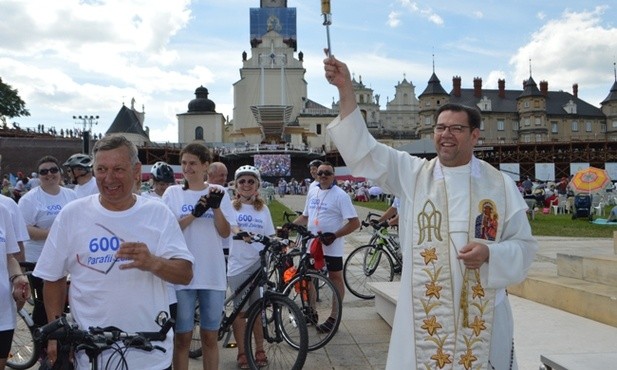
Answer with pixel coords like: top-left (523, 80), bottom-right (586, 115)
top-left (7, 262), bottom-right (40, 370)
top-left (33, 312), bottom-right (174, 370)
top-left (343, 212), bottom-right (403, 299)
top-left (276, 215), bottom-right (343, 351)
top-left (7, 306), bottom-right (39, 370)
top-left (200, 232), bottom-right (308, 369)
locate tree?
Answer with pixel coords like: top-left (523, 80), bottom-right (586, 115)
top-left (0, 77), bottom-right (30, 126)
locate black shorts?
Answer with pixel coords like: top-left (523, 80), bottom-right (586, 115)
top-left (0, 329), bottom-right (14, 358)
top-left (324, 256), bottom-right (343, 272)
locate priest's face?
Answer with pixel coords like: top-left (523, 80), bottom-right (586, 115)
top-left (433, 110), bottom-right (479, 167)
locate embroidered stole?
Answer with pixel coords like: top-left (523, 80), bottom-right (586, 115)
top-left (410, 158), bottom-right (506, 369)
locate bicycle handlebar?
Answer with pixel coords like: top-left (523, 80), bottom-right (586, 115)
top-left (282, 210), bottom-right (302, 223)
top-left (361, 220), bottom-right (389, 230)
top-left (280, 223), bottom-right (315, 238)
top-left (365, 212), bottom-right (382, 221)
top-left (35, 314), bottom-right (174, 353)
top-left (232, 232), bottom-right (291, 253)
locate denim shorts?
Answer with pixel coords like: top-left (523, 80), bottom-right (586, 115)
top-left (175, 289), bottom-right (225, 333)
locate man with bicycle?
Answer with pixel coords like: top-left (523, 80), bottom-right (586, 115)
top-left (290, 162), bottom-right (360, 334)
top-left (324, 56), bottom-right (538, 369)
top-left (34, 135), bottom-right (194, 370)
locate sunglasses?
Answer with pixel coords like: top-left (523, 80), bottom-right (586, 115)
top-left (317, 171), bottom-right (334, 177)
top-left (39, 167), bottom-right (60, 176)
top-left (237, 179), bottom-right (256, 185)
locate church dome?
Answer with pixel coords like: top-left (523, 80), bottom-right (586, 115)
top-left (188, 85), bottom-right (216, 113)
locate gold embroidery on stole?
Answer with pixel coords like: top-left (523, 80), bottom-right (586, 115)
top-left (411, 158), bottom-right (506, 369)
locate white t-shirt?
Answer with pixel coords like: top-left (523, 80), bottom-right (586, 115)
top-left (0, 205), bottom-right (19, 331)
top-left (18, 186), bottom-right (77, 262)
top-left (227, 203), bottom-right (275, 277)
top-left (73, 176), bottom-right (99, 198)
top-left (136, 193), bottom-right (176, 305)
top-left (303, 184), bottom-right (358, 256)
top-left (141, 190), bottom-right (162, 201)
top-left (163, 184), bottom-right (237, 291)
top-left (33, 195), bottom-right (193, 370)
top-left (309, 180), bottom-right (319, 191)
top-left (392, 196), bottom-right (400, 209)
top-left (0, 194), bottom-right (29, 242)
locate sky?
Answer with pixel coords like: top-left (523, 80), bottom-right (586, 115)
top-left (1, 0), bottom-right (616, 143)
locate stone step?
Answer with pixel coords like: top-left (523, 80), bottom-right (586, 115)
top-left (508, 264), bottom-right (617, 328)
top-left (367, 281), bottom-right (399, 327)
top-left (557, 253), bottom-right (617, 286)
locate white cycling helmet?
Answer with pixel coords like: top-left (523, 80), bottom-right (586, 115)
top-left (235, 165), bottom-right (261, 184)
top-left (151, 161), bottom-right (175, 184)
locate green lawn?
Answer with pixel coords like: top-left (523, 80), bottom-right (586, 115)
top-left (269, 199), bottom-right (296, 226)
top-left (268, 199), bottom-right (616, 238)
top-left (526, 209), bottom-right (614, 238)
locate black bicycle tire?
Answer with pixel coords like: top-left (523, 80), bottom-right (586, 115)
top-left (188, 302), bottom-right (202, 359)
top-left (343, 244), bottom-right (395, 299)
top-left (7, 308), bottom-right (40, 370)
top-left (244, 294), bottom-right (308, 370)
top-left (282, 271), bottom-right (342, 351)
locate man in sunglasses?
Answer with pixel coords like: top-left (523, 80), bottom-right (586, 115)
top-left (323, 56), bottom-right (538, 369)
top-left (291, 161), bottom-right (360, 334)
top-left (63, 153), bottom-right (98, 198)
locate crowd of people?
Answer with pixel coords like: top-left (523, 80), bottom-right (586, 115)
top-left (1, 55), bottom-right (548, 370)
top-left (0, 135), bottom-right (365, 370)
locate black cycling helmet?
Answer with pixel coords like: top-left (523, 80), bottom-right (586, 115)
top-left (308, 159), bottom-right (323, 169)
top-left (151, 162), bottom-right (175, 183)
top-left (63, 153), bottom-right (92, 169)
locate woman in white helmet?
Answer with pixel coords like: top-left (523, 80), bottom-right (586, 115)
top-left (227, 165), bottom-right (275, 369)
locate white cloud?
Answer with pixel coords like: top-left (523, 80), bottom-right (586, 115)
top-left (510, 6), bottom-right (617, 103)
top-left (473, 11), bottom-right (483, 19)
top-left (485, 70), bottom-right (508, 89)
top-left (537, 11), bottom-right (546, 20)
top-left (388, 11), bottom-right (402, 28)
top-left (397, 0), bottom-right (444, 26)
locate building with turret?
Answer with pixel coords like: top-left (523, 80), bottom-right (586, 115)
top-left (169, 0), bottom-right (617, 182)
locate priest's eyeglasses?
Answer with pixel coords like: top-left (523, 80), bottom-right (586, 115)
top-left (433, 124), bottom-right (470, 134)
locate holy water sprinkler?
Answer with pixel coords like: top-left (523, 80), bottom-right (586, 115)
top-left (321, 0), bottom-right (332, 56)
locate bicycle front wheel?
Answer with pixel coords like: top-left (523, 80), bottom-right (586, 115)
top-left (344, 244), bottom-right (395, 299)
top-left (244, 294), bottom-right (308, 370)
top-left (188, 302), bottom-right (202, 359)
top-left (283, 271), bottom-right (342, 350)
top-left (7, 308), bottom-right (40, 370)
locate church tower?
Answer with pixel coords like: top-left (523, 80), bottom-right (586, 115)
top-left (230, 0), bottom-right (307, 145)
top-left (417, 64), bottom-right (449, 139)
top-left (601, 63), bottom-right (617, 141)
top-left (177, 86), bottom-right (225, 144)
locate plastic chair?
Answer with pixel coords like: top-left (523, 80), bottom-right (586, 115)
top-left (524, 198), bottom-right (536, 220)
top-left (556, 195), bottom-right (567, 214)
top-left (594, 202), bottom-right (604, 217)
top-left (551, 198), bottom-right (559, 215)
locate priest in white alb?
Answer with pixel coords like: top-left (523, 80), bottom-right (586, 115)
top-left (323, 55), bottom-right (538, 370)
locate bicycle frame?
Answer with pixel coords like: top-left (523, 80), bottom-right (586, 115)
top-left (219, 235), bottom-right (290, 341)
top-left (363, 214), bottom-right (402, 272)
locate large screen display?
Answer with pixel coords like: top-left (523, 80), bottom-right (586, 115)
top-left (254, 154), bottom-right (291, 177)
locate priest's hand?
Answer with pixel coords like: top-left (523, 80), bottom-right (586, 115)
top-left (457, 242), bottom-right (489, 269)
